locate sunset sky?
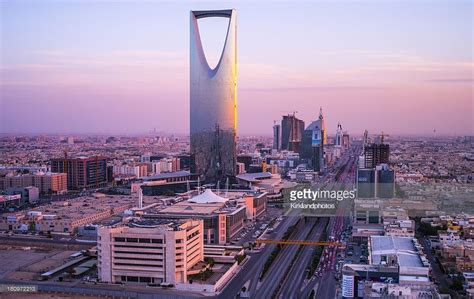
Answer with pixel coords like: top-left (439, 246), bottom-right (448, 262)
top-left (1, 0), bottom-right (473, 136)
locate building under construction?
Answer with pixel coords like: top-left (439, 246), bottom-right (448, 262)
top-left (280, 113), bottom-right (305, 152)
top-left (363, 144), bottom-right (390, 169)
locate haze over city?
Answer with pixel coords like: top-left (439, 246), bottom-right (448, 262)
top-left (1, 1), bottom-right (473, 136)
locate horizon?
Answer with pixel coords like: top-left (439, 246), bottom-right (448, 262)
top-left (1, 1), bottom-right (473, 136)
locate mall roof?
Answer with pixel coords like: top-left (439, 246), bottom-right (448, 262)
top-left (236, 172), bottom-right (272, 183)
top-left (187, 189), bottom-right (228, 204)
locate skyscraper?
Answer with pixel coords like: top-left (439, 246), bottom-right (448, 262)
top-left (335, 123), bottom-right (343, 147)
top-left (364, 143), bottom-right (390, 169)
top-left (280, 114), bottom-right (305, 152)
top-left (300, 108), bottom-right (326, 172)
top-left (273, 122), bottom-right (281, 151)
top-left (189, 9), bottom-right (237, 183)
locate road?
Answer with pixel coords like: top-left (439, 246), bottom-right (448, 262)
top-left (277, 217), bottom-right (328, 298)
top-left (300, 147), bottom-right (358, 299)
top-left (216, 210), bottom-right (300, 299)
top-left (255, 217), bottom-right (317, 299)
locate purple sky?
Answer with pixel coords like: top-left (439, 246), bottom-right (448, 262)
top-left (1, 1), bottom-right (473, 136)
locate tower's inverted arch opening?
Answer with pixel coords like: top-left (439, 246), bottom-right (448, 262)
top-left (196, 17), bottom-right (230, 69)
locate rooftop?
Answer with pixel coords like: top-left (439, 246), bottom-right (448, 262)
top-left (370, 236), bottom-right (424, 268)
top-left (143, 170), bottom-right (192, 181)
top-left (236, 172), bottom-right (273, 183)
top-left (187, 189), bottom-right (228, 204)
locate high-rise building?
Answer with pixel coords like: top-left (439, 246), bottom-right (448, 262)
top-left (356, 168), bottom-right (376, 198)
top-left (375, 164), bottom-right (395, 198)
top-left (356, 164), bottom-right (395, 199)
top-left (273, 122), bottom-right (281, 151)
top-left (190, 9), bottom-right (237, 183)
top-left (335, 123), bottom-right (343, 147)
top-left (300, 108), bottom-right (326, 172)
top-left (280, 114), bottom-right (305, 152)
top-left (364, 143), bottom-right (390, 169)
top-left (50, 156), bottom-right (108, 190)
top-left (342, 133), bottom-right (350, 148)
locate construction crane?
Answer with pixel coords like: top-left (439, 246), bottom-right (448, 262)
top-left (255, 239), bottom-right (344, 247)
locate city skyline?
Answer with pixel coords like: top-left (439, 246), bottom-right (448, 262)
top-left (1, 1), bottom-right (473, 136)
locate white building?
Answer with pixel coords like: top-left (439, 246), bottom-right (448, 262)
top-left (98, 219), bottom-right (203, 285)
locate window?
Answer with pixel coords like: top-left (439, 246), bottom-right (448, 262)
top-left (140, 277), bottom-right (152, 283)
top-left (152, 239), bottom-right (163, 244)
top-left (176, 239), bottom-right (183, 244)
top-left (115, 237), bottom-right (125, 242)
top-left (127, 276), bottom-right (139, 282)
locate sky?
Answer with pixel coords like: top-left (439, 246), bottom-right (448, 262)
top-left (0, 0), bottom-right (473, 136)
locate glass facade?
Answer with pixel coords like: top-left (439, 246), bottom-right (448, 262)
top-left (190, 10), bottom-right (237, 183)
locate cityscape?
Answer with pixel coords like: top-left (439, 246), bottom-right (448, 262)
top-left (0, 1), bottom-right (473, 299)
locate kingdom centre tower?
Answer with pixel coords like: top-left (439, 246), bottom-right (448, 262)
top-left (190, 9), bottom-right (237, 183)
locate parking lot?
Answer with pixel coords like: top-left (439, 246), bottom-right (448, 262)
top-left (0, 245), bottom-right (78, 281)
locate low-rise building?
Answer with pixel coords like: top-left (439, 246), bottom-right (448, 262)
top-left (98, 218), bottom-right (203, 285)
top-left (0, 194), bottom-right (133, 233)
top-left (0, 172), bottom-right (67, 195)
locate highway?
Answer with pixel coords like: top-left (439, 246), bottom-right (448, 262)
top-left (301, 146), bottom-right (359, 299)
top-left (255, 217), bottom-right (317, 299)
top-left (255, 145), bottom-right (358, 299)
top-left (277, 217), bottom-right (328, 298)
top-left (216, 209), bottom-right (300, 299)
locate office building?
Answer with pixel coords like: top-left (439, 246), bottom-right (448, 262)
top-left (300, 108), bottom-right (326, 172)
top-left (335, 123), bottom-right (343, 147)
top-left (190, 9), bottom-right (237, 183)
top-left (273, 122), bottom-right (281, 151)
top-left (376, 164), bottom-right (395, 198)
top-left (98, 219), bottom-right (203, 285)
top-left (357, 165), bottom-right (395, 199)
top-left (342, 133), bottom-right (350, 148)
top-left (51, 156), bottom-right (108, 190)
top-left (357, 169), bottom-right (376, 198)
